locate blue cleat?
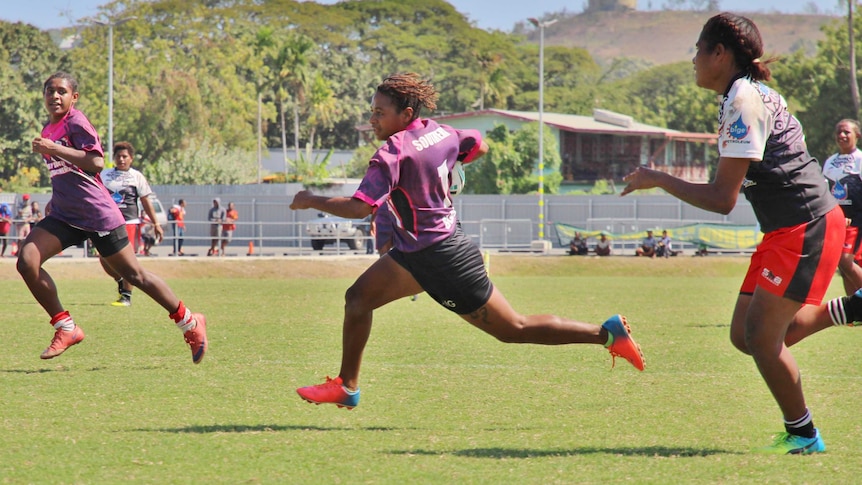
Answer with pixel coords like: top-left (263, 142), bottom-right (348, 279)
top-left (756, 429), bottom-right (825, 455)
top-left (602, 315), bottom-right (645, 371)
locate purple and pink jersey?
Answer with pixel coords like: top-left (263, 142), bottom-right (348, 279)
top-left (40, 108), bottom-right (124, 232)
top-left (354, 118), bottom-right (482, 253)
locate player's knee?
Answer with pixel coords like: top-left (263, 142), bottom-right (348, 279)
top-left (120, 270), bottom-right (146, 288)
top-left (344, 284), bottom-right (372, 315)
top-left (15, 250), bottom-right (37, 279)
top-left (730, 332), bottom-right (750, 354)
top-left (483, 318), bottom-right (528, 344)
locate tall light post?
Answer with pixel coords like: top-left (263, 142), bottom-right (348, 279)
top-left (94, 17), bottom-right (136, 161)
top-left (528, 17), bottom-right (557, 240)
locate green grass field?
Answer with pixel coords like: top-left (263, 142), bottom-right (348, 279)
top-left (1, 255), bottom-right (861, 484)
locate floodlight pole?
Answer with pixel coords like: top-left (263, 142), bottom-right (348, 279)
top-left (528, 17), bottom-right (557, 240)
top-left (94, 17), bottom-right (136, 162)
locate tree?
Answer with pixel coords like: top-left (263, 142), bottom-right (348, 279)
top-left (304, 72), bottom-right (337, 151)
top-left (0, 21), bottom-right (70, 187)
top-left (143, 138), bottom-right (257, 185)
top-left (268, 33), bottom-right (314, 164)
top-left (467, 123), bottom-right (561, 194)
top-left (769, 16), bottom-right (860, 161)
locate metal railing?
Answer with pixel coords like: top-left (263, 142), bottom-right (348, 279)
top-left (46, 218), bottom-right (540, 258)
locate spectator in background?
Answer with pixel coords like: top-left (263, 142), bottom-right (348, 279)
top-left (568, 232), bottom-right (588, 255)
top-left (207, 198), bottom-right (226, 256)
top-left (169, 199), bottom-right (186, 256)
top-left (0, 203), bottom-right (12, 257)
top-left (219, 201), bottom-right (238, 256)
top-left (595, 233), bottom-right (612, 256)
top-left (29, 201), bottom-right (43, 228)
top-left (140, 214), bottom-right (157, 256)
top-left (15, 194), bottom-right (32, 250)
top-left (656, 230), bottom-right (673, 258)
top-left (635, 230), bottom-right (657, 258)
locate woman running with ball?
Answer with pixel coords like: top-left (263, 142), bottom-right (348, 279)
top-left (289, 73), bottom-right (644, 410)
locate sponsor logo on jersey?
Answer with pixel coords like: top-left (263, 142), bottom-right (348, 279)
top-left (833, 181), bottom-right (848, 201)
top-left (441, 299), bottom-right (457, 308)
top-left (727, 116), bottom-right (749, 140)
top-left (761, 267), bottom-right (782, 286)
top-left (742, 178), bottom-right (757, 188)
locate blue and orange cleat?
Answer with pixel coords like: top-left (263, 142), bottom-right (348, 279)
top-left (602, 315), bottom-right (645, 371)
top-left (41, 325), bottom-right (85, 359)
top-left (756, 430), bottom-right (825, 455)
top-left (297, 376), bottom-right (360, 409)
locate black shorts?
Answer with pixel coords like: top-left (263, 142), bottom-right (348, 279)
top-left (36, 216), bottom-right (129, 258)
top-left (389, 226), bottom-right (493, 315)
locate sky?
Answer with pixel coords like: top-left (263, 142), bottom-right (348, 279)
top-left (0, 0), bottom-right (835, 32)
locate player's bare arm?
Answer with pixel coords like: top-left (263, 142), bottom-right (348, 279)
top-left (31, 137), bottom-right (104, 172)
top-left (289, 190), bottom-right (373, 219)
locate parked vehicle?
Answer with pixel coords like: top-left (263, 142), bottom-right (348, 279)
top-left (305, 213), bottom-right (367, 251)
top-left (149, 196), bottom-right (169, 227)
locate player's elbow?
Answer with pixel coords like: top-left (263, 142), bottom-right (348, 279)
top-left (88, 155), bottom-right (105, 171)
top-left (715, 202), bottom-right (735, 215)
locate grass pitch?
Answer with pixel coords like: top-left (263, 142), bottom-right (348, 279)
top-left (1, 255), bottom-right (861, 484)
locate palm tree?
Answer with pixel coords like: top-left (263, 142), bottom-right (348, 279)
top-left (246, 26), bottom-right (276, 183)
top-left (268, 33), bottom-right (314, 170)
top-left (305, 72), bottom-right (337, 152)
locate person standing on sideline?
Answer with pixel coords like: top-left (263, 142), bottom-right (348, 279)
top-left (14, 194), bottom-right (32, 253)
top-left (21, 71), bottom-right (207, 363)
top-left (100, 141), bottom-right (163, 306)
top-left (0, 203), bottom-right (12, 257)
top-left (219, 201), bottom-right (238, 256)
top-left (821, 119), bottom-right (862, 294)
top-left (622, 13), bottom-right (842, 454)
top-left (29, 200), bottom-right (43, 228)
top-left (170, 199), bottom-right (186, 256)
top-left (207, 198), bottom-right (226, 256)
top-left (290, 73), bottom-right (644, 410)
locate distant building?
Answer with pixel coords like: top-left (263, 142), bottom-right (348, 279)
top-left (587, 0), bottom-right (636, 12)
top-left (428, 109), bottom-right (716, 185)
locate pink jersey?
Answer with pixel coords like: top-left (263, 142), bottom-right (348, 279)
top-left (40, 108), bottom-right (124, 232)
top-left (354, 118), bottom-right (482, 253)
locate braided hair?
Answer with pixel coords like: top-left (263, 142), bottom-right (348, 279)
top-left (376, 73), bottom-right (438, 121)
top-left (699, 13), bottom-right (774, 82)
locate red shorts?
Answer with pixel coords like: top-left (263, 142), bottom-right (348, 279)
top-left (843, 225), bottom-right (862, 258)
top-left (740, 206), bottom-right (843, 305)
top-left (124, 223), bottom-right (141, 253)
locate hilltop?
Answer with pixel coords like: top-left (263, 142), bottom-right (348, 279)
top-left (537, 10), bottom-right (840, 66)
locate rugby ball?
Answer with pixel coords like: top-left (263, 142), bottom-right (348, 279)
top-left (449, 161), bottom-right (466, 196)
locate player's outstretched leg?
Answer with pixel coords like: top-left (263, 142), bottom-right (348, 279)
top-left (602, 315), bottom-right (645, 371)
top-left (297, 376), bottom-right (360, 410)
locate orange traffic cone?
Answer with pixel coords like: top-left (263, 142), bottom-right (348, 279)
top-left (247, 241), bottom-right (254, 256)
top-left (10, 241), bottom-right (17, 256)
